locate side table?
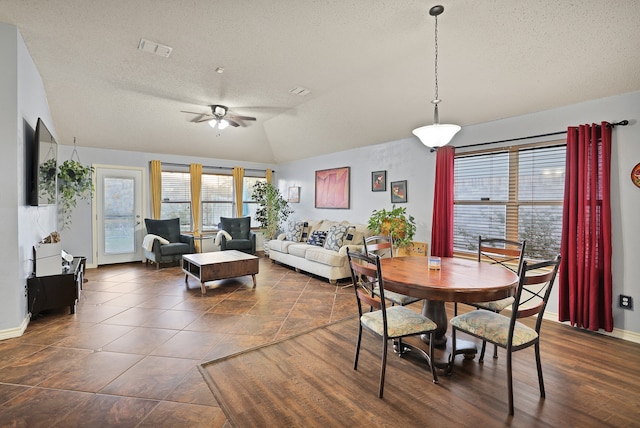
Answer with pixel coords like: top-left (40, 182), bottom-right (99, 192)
top-left (27, 256), bottom-right (84, 316)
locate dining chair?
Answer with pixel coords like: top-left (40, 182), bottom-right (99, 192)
top-left (458, 236), bottom-right (526, 361)
top-left (346, 249), bottom-right (438, 398)
top-left (363, 235), bottom-right (420, 307)
top-left (449, 255), bottom-right (561, 415)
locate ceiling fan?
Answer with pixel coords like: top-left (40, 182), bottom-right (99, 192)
top-left (181, 105), bottom-right (256, 129)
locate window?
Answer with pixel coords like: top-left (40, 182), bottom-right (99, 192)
top-left (453, 142), bottom-right (565, 260)
top-left (160, 167), bottom-right (266, 232)
top-left (201, 173), bottom-right (233, 231)
top-left (243, 177), bottom-right (266, 228)
top-left (160, 171), bottom-right (191, 232)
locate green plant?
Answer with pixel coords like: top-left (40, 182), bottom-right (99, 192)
top-left (38, 158), bottom-right (58, 204)
top-left (250, 182), bottom-right (293, 240)
top-left (57, 159), bottom-right (94, 230)
top-left (367, 205), bottom-right (416, 248)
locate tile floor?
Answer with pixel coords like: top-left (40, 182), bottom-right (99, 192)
top-left (0, 256), bottom-right (357, 427)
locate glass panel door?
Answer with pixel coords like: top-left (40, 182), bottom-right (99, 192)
top-left (95, 166), bottom-right (144, 265)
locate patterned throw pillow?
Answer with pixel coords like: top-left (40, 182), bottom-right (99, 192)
top-left (300, 221), bottom-right (311, 241)
top-left (286, 220), bottom-right (304, 242)
top-left (307, 230), bottom-right (327, 246)
top-left (324, 224), bottom-right (348, 252)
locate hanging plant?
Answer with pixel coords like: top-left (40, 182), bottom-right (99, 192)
top-left (57, 142), bottom-right (94, 230)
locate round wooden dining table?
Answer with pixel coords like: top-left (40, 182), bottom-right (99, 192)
top-left (379, 256), bottom-right (519, 350)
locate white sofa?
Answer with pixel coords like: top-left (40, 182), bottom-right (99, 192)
top-left (268, 219), bottom-right (372, 283)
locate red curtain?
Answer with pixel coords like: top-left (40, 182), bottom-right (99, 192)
top-left (558, 122), bottom-right (613, 332)
top-left (430, 146), bottom-right (455, 257)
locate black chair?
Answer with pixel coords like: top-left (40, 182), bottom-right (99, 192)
top-left (460, 236), bottom-right (527, 361)
top-left (347, 249), bottom-right (438, 398)
top-left (143, 218), bottom-right (195, 269)
top-left (363, 235), bottom-right (420, 307)
top-left (450, 255), bottom-right (561, 415)
top-left (218, 216), bottom-right (256, 255)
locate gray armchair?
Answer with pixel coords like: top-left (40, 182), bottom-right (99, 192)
top-left (143, 218), bottom-right (195, 269)
top-left (218, 216), bottom-right (256, 255)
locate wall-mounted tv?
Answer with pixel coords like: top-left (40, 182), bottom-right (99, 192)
top-left (29, 118), bottom-right (58, 206)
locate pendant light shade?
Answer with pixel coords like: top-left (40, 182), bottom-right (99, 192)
top-left (412, 123), bottom-right (461, 148)
top-left (413, 5), bottom-right (460, 150)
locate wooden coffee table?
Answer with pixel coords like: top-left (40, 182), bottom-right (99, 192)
top-left (182, 250), bottom-right (259, 294)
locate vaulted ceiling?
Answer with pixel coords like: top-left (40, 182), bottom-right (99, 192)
top-left (2, 1), bottom-right (639, 164)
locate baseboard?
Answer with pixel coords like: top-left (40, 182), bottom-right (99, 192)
top-left (0, 314), bottom-right (30, 340)
top-left (543, 311), bottom-right (640, 344)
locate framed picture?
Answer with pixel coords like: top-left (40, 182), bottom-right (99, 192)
top-left (391, 180), bottom-right (408, 203)
top-left (315, 167), bottom-right (350, 209)
top-left (288, 186), bottom-right (300, 203)
top-left (371, 170), bottom-right (386, 192)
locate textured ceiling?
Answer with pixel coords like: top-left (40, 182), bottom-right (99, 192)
top-left (2, 0), bottom-right (639, 164)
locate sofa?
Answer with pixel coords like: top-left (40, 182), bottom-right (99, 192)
top-left (268, 219), bottom-right (372, 283)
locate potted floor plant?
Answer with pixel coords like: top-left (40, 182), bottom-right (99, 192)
top-left (251, 182), bottom-right (293, 246)
top-left (367, 205), bottom-right (417, 249)
top-left (57, 159), bottom-right (94, 230)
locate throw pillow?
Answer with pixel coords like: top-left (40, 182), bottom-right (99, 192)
top-left (307, 230), bottom-right (327, 247)
top-left (300, 221), bottom-right (311, 241)
top-left (286, 220), bottom-right (304, 242)
top-left (324, 224), bottom-right (348, 252)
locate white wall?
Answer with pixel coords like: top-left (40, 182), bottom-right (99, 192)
top-left (0, 23), bottom-right (57, 335)
top-left (277, 91), bottom-right (640, 339)
top-left (276, 138), bottom-right (436, 242)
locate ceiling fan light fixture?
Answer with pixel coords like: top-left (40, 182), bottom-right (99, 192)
top-left (208, 118), bottom-right (230, 130)
top-left (412, 5), bottom-right (460, 150)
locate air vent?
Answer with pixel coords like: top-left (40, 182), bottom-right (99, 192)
top-left (288, 86), bottom-right (311, 96)
top-left (138, 38), bottom-right (173, 58)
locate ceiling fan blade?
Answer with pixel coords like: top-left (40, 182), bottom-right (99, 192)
top-left (194, 115), bottom-right (214, 123)
top-left (180, 110), bottom-right (206, 115)
top-left (227, 119), bottom-right (241, 127)
top-left (228, 114), bottom-right (256, 121)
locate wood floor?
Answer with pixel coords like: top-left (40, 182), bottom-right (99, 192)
top-left (1, 256), bottom-right (639, 427)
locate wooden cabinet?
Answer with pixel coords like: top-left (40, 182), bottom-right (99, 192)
top-left (27, 257), bottom-right (84, 316)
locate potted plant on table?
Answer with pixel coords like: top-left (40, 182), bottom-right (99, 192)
top-left (250, 182), bottom-right (294, 252)
top-left (367, 205), bottom-right (417, 250)
top-left (57, 159), bottom-right (94, 230)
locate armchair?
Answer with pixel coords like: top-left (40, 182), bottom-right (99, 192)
top-left (143, 218), bottom-right (195, 269)
top-left (217, 216), bottom-right (256, 255)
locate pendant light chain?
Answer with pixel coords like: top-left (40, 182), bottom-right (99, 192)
top-left (433, 13), bottom-right (439, 103)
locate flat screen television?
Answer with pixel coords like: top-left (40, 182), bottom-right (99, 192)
top-left (29, 118), bottom-right (58, 206)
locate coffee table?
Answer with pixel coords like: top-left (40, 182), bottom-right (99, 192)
top-left (182, 250), bottom-right (259, 294)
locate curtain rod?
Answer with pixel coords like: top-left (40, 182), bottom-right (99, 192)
top-left (160, 162), bottom-right (274, 174)
top-left (452, 120), bottom-right (629, 152)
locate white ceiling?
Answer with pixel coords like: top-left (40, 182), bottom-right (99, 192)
top-left (2, 1), bottom-right (639, 164)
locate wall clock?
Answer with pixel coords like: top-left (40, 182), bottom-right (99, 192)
top-left (632, 162), bottom-right (640, 188)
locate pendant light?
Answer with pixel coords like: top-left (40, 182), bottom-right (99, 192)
top-left (412, 5), bottom-right (460, 150)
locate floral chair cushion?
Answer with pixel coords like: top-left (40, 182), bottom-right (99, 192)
top-left (473, 296), bottom-right (515, 312)
top-left (450, 310), bottom-right (538, 347)
top-left (361, 305), bottom-right (436, 338)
